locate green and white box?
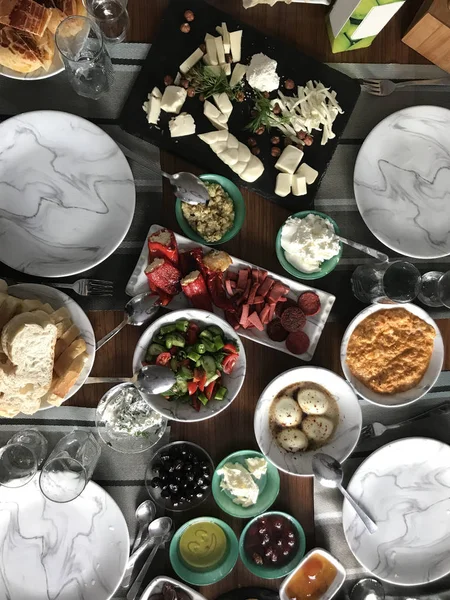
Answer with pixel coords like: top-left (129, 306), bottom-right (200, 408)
top-left (327, 0), bottom-right (406, 52)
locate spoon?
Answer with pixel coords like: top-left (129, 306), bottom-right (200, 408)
top-left (312, 453), bottom-right (378, 534)
top-left (350, 578), bottom-right (385, 600)
top-left (86, 365), bottom-right (176, 395)
top-left (96, 292), bottom-right (160, 351)
top-left (131, 500), bottom-right (156, 553)
top-left (121, 517), bottom-right (173, 589)
top-left (162, 170), bottom-right (209, 205)
top-left (336, 235), bottom-right (389, 263)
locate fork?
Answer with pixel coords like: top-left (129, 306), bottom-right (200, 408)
top-left (360, 403), bottom-right (450, 440)
top-left (362, 77), bottom-right (450, 96)
top-left (3, 277), bottom-right (114, 297)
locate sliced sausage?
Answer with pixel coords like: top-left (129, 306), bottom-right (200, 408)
top-left (298, 291), bottom-right (321, 316)
top-left (285, 331), bottom-right (310, 355)
top-left (281, 306), bottom-right (306, 332)
top-left (266, 318), bottom-right (289, 342)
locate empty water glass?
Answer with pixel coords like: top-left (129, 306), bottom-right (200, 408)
top-left (7, 428), bottom-right (48, 466)
top-left (84, 0), bottom-right (129, 43)
top-left (351, 261), bottom-right (422, 304)
top-left (418, 270), bottom-right (450, 308)
top-left (39, 431), bottom-right (101, 503)
top-left (0, 445), bottom-right (37, 488)
top-left (55, 16), bottom-right (114, 99)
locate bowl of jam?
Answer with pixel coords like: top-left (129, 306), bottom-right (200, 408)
top-left (239, 511), bottom-right (306, 579)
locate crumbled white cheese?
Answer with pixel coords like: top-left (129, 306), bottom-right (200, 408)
top-left (149, 229), bottom-right (171, 245)
top-left (217, 462), bottom-right (260, 507)
top-left (246, 53), bottom-right (280, 92)
top-left (245, 457), bottom-right (267, 480)
top-left (102, 386), bottom-right (163, 436)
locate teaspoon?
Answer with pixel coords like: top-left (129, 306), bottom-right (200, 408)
top-left (131, 500), bottom-right (156, 553)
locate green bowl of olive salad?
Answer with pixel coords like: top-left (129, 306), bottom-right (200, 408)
top-left (175, 174), bottom-right (245, 245)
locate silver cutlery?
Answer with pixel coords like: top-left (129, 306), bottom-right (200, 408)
top-left (131, 500), bottom-right (156, 554)
top-left (85, 365), bottom-right (176, 395)
top-left (336, 235), bottom-right (388, 263)
top-left (162, 170), bottom-right (210, 205)
top-left (96, 292), bottom-right (160, 351)
top-left (360, 403), bottom-right (450, 441)
top-left (2, 277), bottom-right (114, 297)
top-left (312, 452), bottom-right (378, 534)
top-left (362, 77), bottom-right (450, 97)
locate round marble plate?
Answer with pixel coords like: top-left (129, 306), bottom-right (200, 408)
top-left (340, 303), bottom-right (443, 407)
top-left (343, 437), bottom-right (450, 586)
top-left (132, 309), bottom-right (246, 422)
top-left (254, 366), bottom-right (362, 477)
top-left (354, 106), bottom-right (450, 258)
top-left (0, 474), bottom-right (129, 599)
top-left (8, 283), bottom-right (95, 409)
top-left (0, 111), bottom-right (135, 276)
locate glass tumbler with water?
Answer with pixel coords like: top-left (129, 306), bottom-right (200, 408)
top-left (351, 261), bottom-right (422, 304)
top-left (84, 0), bottom-right (129, 44)
top-left (39, 430), bottom-right (101, 503)
top-left (55, 16), bottom-right (114, 99)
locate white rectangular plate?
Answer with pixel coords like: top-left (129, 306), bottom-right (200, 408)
top-left (126, 225), bottom-right (335, 361)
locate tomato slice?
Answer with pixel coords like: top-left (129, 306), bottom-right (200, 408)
top-left (223, 343), bottom-right (239, 354)
top-left (205, 381), bottom-right (216, 401)
top-left (186, 322), bottom-right (200, 345)
top-left (187, 381), bottom-right (198, 396)
top-left (222, 353), bottom-right (238, 374)
top-left (156, 352), bottom-right (171, 366)
top-left (198, 370), bottom-right (207, 392)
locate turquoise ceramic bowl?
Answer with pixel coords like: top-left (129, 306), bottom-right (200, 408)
top-left (175, 174), bottom-right (245, 245)
top-left (170, 516), bottom-right (239, 586)
top-left (239, 511), bottom-right (306, 579)
top-left (212, 450), bottom-right (280, 518)
top-left (275, 210), bottom-right (343, 280)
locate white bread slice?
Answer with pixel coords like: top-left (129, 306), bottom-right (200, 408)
top-left (39, 303), bottom-right (55, 315)
top-left (0, 392), bottom-right (41, 418)
top-left (55, 324), bottom-right (80, 358)
top-left (55, 317), bottom-right (73, 339)
top-left (49, 307), bottom-right (71, 324)
top-left (17, 299), bottom-right (45, 313)
top-left (51, 352), bottom-right (87, 399)
top-left (1, 310), bottom-right (51, 362)
top-left (0, 294), bottom-right (22, 329)
top-left (54, 338), bottom-right (86, 377)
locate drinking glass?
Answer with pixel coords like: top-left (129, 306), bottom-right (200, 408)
top-left (351, 260), bottom-right (422, 304)
top-left (39, 431), bottom-right (101, 503)
top-left (0, 444), bottom-right (38, 488)
top-left (83, 0), bottom-right (129, 44)
top-left (7, 428), bottom-right (48, 466)
top-left (55, 16), bottom-right (114, 99)
top-left (418, 270), bottom-right (450, 308)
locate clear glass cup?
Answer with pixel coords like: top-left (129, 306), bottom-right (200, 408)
top-left (0, 444), bottom-right (38, 488)
top-left (83, 0), bottom-right (129, 43)
top-left (39, 431), bottom-right (101, 503)
top-left (418, 270), bottom-right (450, 308)
top-left (55, 16), bottom-right (114, 99)
top-left (7, 428), bottom-right (48, 466)
top-left (351, 260), bottom-right (422, 304)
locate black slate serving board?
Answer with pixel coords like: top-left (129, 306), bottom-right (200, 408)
top-left (120, 0), bottom-right (360, 210)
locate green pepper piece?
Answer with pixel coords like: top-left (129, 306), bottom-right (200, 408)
top-left (171, 333), bottom-right (186, 348)
top-left (170, 357), bottom-right (179, 372)
top-left (194, 342), bottom-right (206, 354)
top-left (161, 324), bottom-right (177, 335)
top-left (187, 350), bottom-right (201, 362)
top-left (199, 329), bottom-right (213, 340)
top-left (208, 325), bottom-right (223, 336)
top-left (203, 339), bottom-right (216, 353)
top-left (214, 386), bottom-right (227, 401)
top-left (176, 349), bottom-right (187, 360)
top-left (198, 392), bottom-right (209, 406)
top-left (213, 335), bottom-right (224, 351)
top-left (175, 319), bottom-right (189, 332)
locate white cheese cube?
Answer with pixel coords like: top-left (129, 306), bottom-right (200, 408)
top-left (169, 113), bottom-right (195, 137)
top-left (230, 63), bottom-right (246, 88)
top-left (220, 63), bottom-right (231, 76)
top-left (291, 174), bottom-right (307, 196)
top-left (206, 115), bottom-right (228, 131)
top-left (213, 92), bottom-right (233, 117)
top-left (214, 36), bottom-right (226, 65)
top-left (205, 37), bottom-right (218, 65)
top-left (227, 134), bottom-right (239, 149)
top-left (179, 48), bottom-right (204, 75)
top-left (160, 86), bottom-right (187, 114)
top-left (204, 100), bottom-right (221, 120)
top-left (231, 160), bottom-right (247, 175)
top-left (229, 30), bottom-right (242, 62)
top-left (198, 130), bottom-right (228, 145)
top-left (275, 173), bottom-right (292, 197)
top-left (145, 95), bottom-right (161, 124)
top-left (296, 163), bottom-right (318, 185)
top-left (205, 33), bottom-right (214, 40)
top-left (218, 148), bottom-right (239, 166)
top-left (151, 86), bottom-right (162, 99)
top-left (275, 146), bottom-right (304, 174)
top-left (237, 142), bottom-right (251, 163)
top-left (240, 155), bottom-right (264, 182)
top-left (222, 22), bottom-right (231, 53)
top-left (174, 72), bottom-right (181, 85)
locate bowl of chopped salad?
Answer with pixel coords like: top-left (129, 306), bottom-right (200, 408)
top-left (132, 309), bottom-right (246, 422)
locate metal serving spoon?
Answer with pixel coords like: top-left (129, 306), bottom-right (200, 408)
top-left (96, 292), bottom-right (160, 351)
top-left (336, 235), bottom-right (388, 263)
top-left (162, 170), bottom-right (209, 205)
top-left (131, 500), bottom-right (156, 553)
top-left (312, 453), bottom-right (378, 534)
top-left (86, 365), bottom-right (176, 395)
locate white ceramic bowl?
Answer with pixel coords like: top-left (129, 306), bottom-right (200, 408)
top-left (132, 309), bottom-right (246, 423)
top-left (254, 366), bottom-right (362, 477)
top-left (340, 303), bottom-right (444, 407)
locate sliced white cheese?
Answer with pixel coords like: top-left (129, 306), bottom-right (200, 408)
top-left (214, 36), bottom-right (226, 65)
top-left (215, 25), bottom-right (223, 35)
top-left (275, 145), bottom-right (304, 174)
top-left (275, 173), bottom-right (292, 197)
top-left (222, 22), bottom-right (231, 53)
top-left (204, 100), bottom-right (222, 120)
top-left (211, 140), bottom-right (228, 154)
top-left (213, 92), bottom-right (233, 117)
top-left (179, 47), bottom-right (204, 75)
top-left (160, 86), bottom-right (187, 114)
top-left (227, 134), bottom-right (239, 149)
top-left (296, 163), bottom-right (318, 185)
top-left (203, 53), bottom-right (212, 66)
top-left (206, 115), bottom-right (228, 131)
top-left (205, 33), bottom-right (214, 40)
top-left (151, 86), bottom-right (162, 99)
top-left (169, 113), bottom-right (195, 137)
top-left (218, 148), bottom-right (239, 166)
top-left (230, 63), bottom-right (246, 88)
top-left (144, 95), bottom-right (161, 124)
top-left (174, 72), bottom-right (181, 86)
top-left (240, 155), bottom-right (264, 182)
top-left (292, 174), bottom-right (307, 196)
top-left (231, 160), bottom-right (247, 175)
top-left (205, 37), bottom-right (218, 65)
top-left (237, 142), bottom-right (251, 163)
top-left (198, 130), bottom-right (228, 144)
top-left (220, 63), bottom-right (231, 76)
top-left (229, 30), bottom-right (242, 62)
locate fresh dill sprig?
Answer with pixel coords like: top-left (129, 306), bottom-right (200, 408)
top-left (246, 90), bottom-right (290, 133)
top-left (188, 64), bottom-right (242, 99)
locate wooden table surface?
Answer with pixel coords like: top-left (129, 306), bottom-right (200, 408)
top-left (68, 0), bottom-right (448, 596)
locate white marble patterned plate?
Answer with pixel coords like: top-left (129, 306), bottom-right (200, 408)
top-left (340, 303), bottom-right (443, 407)
top-left (343, 437), bottom-right (450, 586)
top-left (354, 106), bottom-right (450, 258)
top-left (8, 283), bottom-right (95, 409)
top-left (0, 473), bottom-right (129, 599)
top-left (126, 224), bottom-right (335, 361)
top-left (0, 111), bottom-right (135, 276)
top-left (132, 309), bottom-right (246, 422)
top-left (254, 366), bottom-right (362, 477)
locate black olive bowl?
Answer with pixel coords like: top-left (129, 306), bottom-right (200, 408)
top-left (145, 441), bottom-right (214, 512)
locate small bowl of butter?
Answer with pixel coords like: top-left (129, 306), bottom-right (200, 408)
top-left (169, 517), bottom-right (239, 586)
top-left (276, 211), bottom-right (343, 281)
top-left (212, 450), bottom-right (280, 518)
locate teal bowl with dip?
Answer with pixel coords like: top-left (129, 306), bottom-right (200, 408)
top-left (276, 210), bottom-right (343, 281)
top-left (175, 174), bottom-right (245, 245)
top-left (169, 516), bottom-right (239, 585)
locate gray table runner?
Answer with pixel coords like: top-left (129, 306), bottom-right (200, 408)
top-left (1, 44), bottom-right (450, 322)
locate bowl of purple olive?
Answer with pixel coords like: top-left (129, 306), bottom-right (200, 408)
top-left (145, 441), bottom-right (214, 512)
